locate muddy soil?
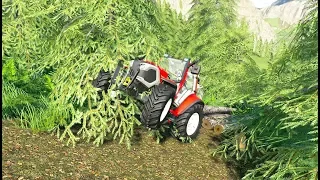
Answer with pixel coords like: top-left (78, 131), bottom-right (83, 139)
top-left (2, 120), bottom-right (239, 180)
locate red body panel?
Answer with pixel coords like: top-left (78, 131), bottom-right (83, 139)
top-left (170, 93), bottom-right (203, 117)
top-left (159, 68), bottom-right (169, 80)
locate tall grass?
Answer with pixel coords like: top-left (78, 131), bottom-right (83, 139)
top-left (2, 81), bottom-right (34, 119)
top-left (18, 94), bottom-right (72, 131)
top-left (2, 81), bottom-right (69, 131)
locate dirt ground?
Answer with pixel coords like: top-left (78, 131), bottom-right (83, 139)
top-left (2, 120), bottom-right (239, 180)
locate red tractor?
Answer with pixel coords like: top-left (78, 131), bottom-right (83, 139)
top-left (92, 54), bottom-right (204, 140)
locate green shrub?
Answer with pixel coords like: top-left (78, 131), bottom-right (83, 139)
top-left (2, 56), bottom-right (54, 119)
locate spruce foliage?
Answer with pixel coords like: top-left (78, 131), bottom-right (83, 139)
top-left (207, 1), bottom-right (318, 179)
top-left (181, 0), bottom-right (264, 105)
top-left (2, 0), bottom-right (318, 178)
top-left (2, 0), bottom-right (185, 147)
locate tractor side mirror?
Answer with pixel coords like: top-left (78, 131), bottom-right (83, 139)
top-left (188, 59), bottom-right (200, 68)
top-left (190, 64), bottom-right (200, 74)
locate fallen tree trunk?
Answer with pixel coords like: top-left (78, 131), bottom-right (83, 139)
top-left (203, 105), bottom-right (236, 115)
top-left (205, 113), bottom-right (231, 119)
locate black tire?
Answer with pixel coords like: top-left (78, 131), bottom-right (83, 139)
top-left (141, 83), bottom-right (176, 129)
top-left (175, 103), bottom-right (204, 139)
top-left (92, 70), bottom-right (112, 97)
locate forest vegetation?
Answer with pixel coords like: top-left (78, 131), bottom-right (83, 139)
top-left (2, 0), bottom-right (318, 179)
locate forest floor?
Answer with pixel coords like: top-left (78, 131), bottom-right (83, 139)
top-left (2, 120), bottom-right (239, 180)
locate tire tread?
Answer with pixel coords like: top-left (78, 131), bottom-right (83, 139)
top-left (141, 84), bottom-right (175, 129)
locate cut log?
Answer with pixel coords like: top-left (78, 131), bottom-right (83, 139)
top-left (202, 106), bottom-right (236, 135)
top-left (202, 119), bottom-right (214, 130)
top-left (213, 124), bottom-right (224, 135)
top-left (205, 122), bottom-right (226, 135)
top-left (203, 105), bottom-right (236, 115)
top-left (202, 113), bottom-right (232, 136)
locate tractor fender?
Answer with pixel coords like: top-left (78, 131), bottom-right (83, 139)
top-left (161, 78), bottom-right (177, 89)
top-left (170, 94), bottom-right (204, 117)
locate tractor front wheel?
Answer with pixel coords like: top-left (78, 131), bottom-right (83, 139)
top-left (175, 103), bottom-right (204, 140)
top-left (140, 83), bottom-right (175, 129)
top-left (92, 70), bottom-right (112, 98)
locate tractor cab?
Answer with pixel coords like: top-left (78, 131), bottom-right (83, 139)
top-left (159, 56), bottom-right (203, 104)
top-left (159, 56), bottom-right (189, 82)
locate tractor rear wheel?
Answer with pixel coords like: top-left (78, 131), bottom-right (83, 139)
top-left (141, 83), bottom-right (175, 129)
top-left (175, 103), bottom-right (204, 139)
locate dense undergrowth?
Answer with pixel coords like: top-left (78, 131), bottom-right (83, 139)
top-left (2, 0), bottom-right (317, 179)
top-left (202, 1), bottom-right (318, 179)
